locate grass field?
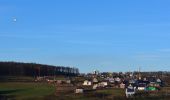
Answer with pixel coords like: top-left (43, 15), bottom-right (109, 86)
top-left (54, 88), bottom-right (125, 100)
top-left (0, 82), bottom-right (125, 100)
top-left (0, 82), bottom-right (56, 100)
top-left (1, 82), bottom-right (170, 100)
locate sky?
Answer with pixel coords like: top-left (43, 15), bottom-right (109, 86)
top-left (0, 0), bottom-right (170, 73)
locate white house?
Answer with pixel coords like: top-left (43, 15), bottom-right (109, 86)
top-left (93, 78), bottom-right (98, 83)
top-left (125, 85), bottom-right (136, 98)
top-left (156, 78), bottom-right (161, 83)
top-left (75, 88), bottom-right (84, 93)
top-left (83, 80), bottom-right (92, 86)
top-left (93, 84), bottom-right (98, 90)
top-left (98, 81), bottom-right (108, 87)
top-left (115, 77), bottom-right (121, 82)
top-left (137, 83), bottom-right (146, 91)
top-left (101, 82), bottom-right (108, 86)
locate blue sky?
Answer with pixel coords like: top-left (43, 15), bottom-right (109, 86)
top-left (0, 0), bottom-right (170, 73)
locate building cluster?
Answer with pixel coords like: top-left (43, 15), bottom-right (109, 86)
top-left (78, 70), bottom-right (163, 96)
top-left (39, 70), bottom-right (164, 98)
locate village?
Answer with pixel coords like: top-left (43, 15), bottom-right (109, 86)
top-left (0, 62), bottom-right (169, 99)
top-left (1, 62), bottom-right (170, 100)
top-left (35, 70), bottom-right (168, 99)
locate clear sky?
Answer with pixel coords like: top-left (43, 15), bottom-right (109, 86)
top-left (0, 0), bottom-right (170, 73)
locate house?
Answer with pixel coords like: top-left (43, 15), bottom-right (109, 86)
top-left (156, 78), bottom-right (161, 83)
top-left (98, 81), bottom-right (108, 88)
top-left (115, 77), bottom-right (121, 83)
top-left (47, 79), bottom-right (55, 83)
top-left (108, 78), bottom-right (115, 83)
top-left (83, 80), bottom-right (92, 86)
top-left (137, 83), bottom-right (146, 91)
top-left (129, 79), bottom-right (136, 84)
top-left (56, 80), bottom-right (71, 84)
top-left (66, 80), bottom-right (71, 84)
top-left (137, 80), bottom-right (149, 91)
top-left (114, 77), bottom-right (121, 87)
top-left (101, 81), bottom-right (108, 86)
top-left (93, 78), bottom-right (98, 83)
top-left (146, 86), bottom-right (158, 91)
top-left (75, 87), bottom-right (84, 93)
top-left (125, 84), bottom-right (136, 98)
top-left (120, 82), bottom-right (125, 89)
top-left (149, 82), bottom-right (160, 87)
top-left (143, 77), bottom-right (147, 81)
top-left (93, 84), bottom-right (98, 90)
top-left (56, 80), bottom-right (62, 84)
top-left (156, 78), bottom-right (163, 86)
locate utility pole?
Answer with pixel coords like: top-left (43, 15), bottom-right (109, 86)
top-left (138, 67), bottom-right (141, 80)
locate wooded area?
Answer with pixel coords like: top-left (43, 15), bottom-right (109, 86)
top-left (0, 62), bottom-right (79, 77)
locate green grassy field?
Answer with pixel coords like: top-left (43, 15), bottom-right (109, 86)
top-left (0, 82), bottom-right (56, 100)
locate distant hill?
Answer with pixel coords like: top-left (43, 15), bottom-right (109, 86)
top-left (0, 62), bottom-right (79, 77)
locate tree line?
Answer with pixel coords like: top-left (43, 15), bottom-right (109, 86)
top-left (0, 62), bottom-right (79, 77)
